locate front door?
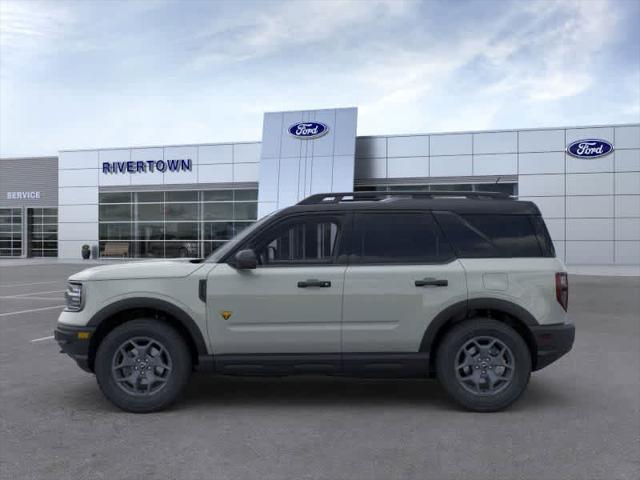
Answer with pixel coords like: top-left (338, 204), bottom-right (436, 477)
top-left (342, 211), bottom-right (467, 353)
top-left (206, 213), bottom-right (347, 355)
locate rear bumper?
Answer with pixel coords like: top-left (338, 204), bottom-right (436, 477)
top-left (531, 322), bottom-right (575, 371)
top-left (54, 324), bottom-right (95, 373)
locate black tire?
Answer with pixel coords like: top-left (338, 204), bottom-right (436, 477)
top-left (95, 319), bottom-right (192, 413)
top-left (436, 318), bottom-right (531, 412)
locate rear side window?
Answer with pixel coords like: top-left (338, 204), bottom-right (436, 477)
top-left (434, 211), bottom-right (554, 258)
top-left (353, 212), bottom-right (453, 264)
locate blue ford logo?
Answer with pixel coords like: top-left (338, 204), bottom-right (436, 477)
top-left (567, 139), bottom-right (613, 158)
top-left (288, 122), bottom-right (328, 139)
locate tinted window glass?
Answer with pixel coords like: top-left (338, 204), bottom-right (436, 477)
top-left (435, 211), bottom-right (547, 258)
top-left (252, 217), bottom-right (341, 265)
top-left (463, 214), bottom-right (542, 257)
top-left (354, 213), bottom-right (453, 264)
top-left (530, 215), bottom-right (555, 257)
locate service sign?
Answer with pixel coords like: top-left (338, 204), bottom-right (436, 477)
top-left (566, 139), bottom-right (613, 159)
top-left (288, 122), bottom-right (329, 139)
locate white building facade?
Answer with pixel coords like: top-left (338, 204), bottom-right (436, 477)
top-left (16, 107), bottom-right (640, 265)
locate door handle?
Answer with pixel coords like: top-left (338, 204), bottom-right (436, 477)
top-left (415, 278), bottom-right (448, 287)
top-left (297, 279), bottom-right (331, 288)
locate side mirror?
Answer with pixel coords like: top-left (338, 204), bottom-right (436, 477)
top-left (233, 249), bottom-right (257, 270)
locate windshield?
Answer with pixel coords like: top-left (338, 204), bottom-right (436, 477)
top-left (205, 213), bottom-right (274, 263)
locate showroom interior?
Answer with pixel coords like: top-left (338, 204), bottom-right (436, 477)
top-left (1, 107), bottom-right (638, 265)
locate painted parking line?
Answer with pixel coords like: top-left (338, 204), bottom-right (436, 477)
top-left (31, 335), bottom-right (55, 343)
top-left (0, 296), bottom-right (63, 301)
top-left (0, 305), bottom-right (65, 317)
top-left (0, 281), bottom-right (60, 288)
top-left (0, 290), bottom-right (65, 299)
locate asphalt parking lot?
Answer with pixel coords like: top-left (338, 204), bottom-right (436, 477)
top-left (0, 262), bottom-right (638, 480)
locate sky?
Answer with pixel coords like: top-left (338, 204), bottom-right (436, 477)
top-left (0, 0), bottom-right (639, 157)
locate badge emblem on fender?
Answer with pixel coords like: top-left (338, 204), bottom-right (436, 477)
top-left (219, 310), bottom-right (233, 321)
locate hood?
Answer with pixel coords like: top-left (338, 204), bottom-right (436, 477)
top-left (69, 259), bottom-right (205, 282)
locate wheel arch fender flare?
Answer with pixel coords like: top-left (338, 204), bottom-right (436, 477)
top-left (420, 298), bottom-right (539, 353)
top-left (87, 297), bottom-right (208, 357)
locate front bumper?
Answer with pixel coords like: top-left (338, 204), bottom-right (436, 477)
top-left (54, 324), bottom-right (96, 373)
top-left (530, 322), bottom-right (575, 371)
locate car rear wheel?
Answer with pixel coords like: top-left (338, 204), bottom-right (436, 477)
top-left (95, 319), bottom-right (192, 413)
top-left (436, 318), bottom-right (531, 412)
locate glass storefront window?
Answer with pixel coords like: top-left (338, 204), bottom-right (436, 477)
top-left (98, 188), bottom-right (258, 258)
top-left (0, 208), bottom-right (23, 257)
top-left (27, 208), bottom-right (57, 257)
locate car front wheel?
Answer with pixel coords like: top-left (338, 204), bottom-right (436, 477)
top-left (436, 318), bottom-right (531, 412)
top-left (95, 319), bottom-right (192, 413)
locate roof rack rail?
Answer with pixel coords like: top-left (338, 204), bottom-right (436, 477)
top-left (297, 191), bottom-right (512, 205)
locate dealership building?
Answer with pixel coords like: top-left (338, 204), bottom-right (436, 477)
top-left (1, 107), bottom-right (639, 265)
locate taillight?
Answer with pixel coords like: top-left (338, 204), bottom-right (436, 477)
top-left (555, 272), bottom-right (568, 311)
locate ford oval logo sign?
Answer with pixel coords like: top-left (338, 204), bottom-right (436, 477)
top-left (567, 139), bottom-right (614, 159)
top-left (288, 122), bottom-right (329, 139)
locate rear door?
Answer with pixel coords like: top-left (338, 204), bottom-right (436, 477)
top-left (342, 211), bottom-right (467, 353)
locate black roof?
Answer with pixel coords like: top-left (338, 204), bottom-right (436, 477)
top-left (278, 191), bottom-right (540, 216)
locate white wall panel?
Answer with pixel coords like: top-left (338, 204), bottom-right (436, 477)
top-left (518, 129), bottom-right (565, 153)
top-left (473, 131), bottom-right (517, 154)
top-left (310, 156), bottom-right (332, 194)
top-left (615, 126), bottom-right (640, 149)
top-left (567, 153), bottom-right (614, 174)
top-left (615, 172), bottom-right (640, 195)
top-left (615, 150), bottom-right (640, 172)
top-left (356, 137), bottom-right (386, 158)
top-left (99, 149), bottom-right (132, 187)
top-left (59, 204), bottom-right (98, 223)
top-left (473, 154), bottom-right (517, 175)
top-left (387, 135), bottom-right (429, 157)
top-left (430, 155), bottom-right (472, 176)
top-left (355, 157), bottom-right (386, 179)
top-left (518, 174), bottom-right (565, 196)
top-left (199, 144), bottom-right (233, 164)
top-left (566, 127), bottom-right (614, 144)
top-left (566, 173), bottom-right (613, 196)
top-left (387, 156), bottom-right (428, 178)
top-left (59, 187), bottom-right (98, 205)
top-left (520, 196), bottom-right (565, 218)
top-left (553, 240), bottom-right (565, 261)
top-left (58, 222), bottom-right (99, 241)
top-left (260, 112), bottom-right (283, 159)
top-left (615, 195), bottom-right (640, 217)
top-left (59, 240), bottom-right (97, 260)
top-left (198, 164), bottom-right (233, 183)
top-left (233, 143), bottom-right (261, 163)
top-left (334, 108), bottom-right (359, 156)
top-left (257, 156), bottom-right (279, 202)
top-left (615, 218), bottom-right (640, 240)
top-left (615, 241), bottom-right (640, 264)
top-left (278, 156), bottom-right (301, 207)
top-left (566, 219), bottom-right (613, 241)
top-left (258, 202), bottom-right (277, 218)
top-left (332, 155), bottom-right (356, 192)
top-left (544, 218), bottom-right (565, 240)
top-left (162, 146), bottom-right (198, 185)
top-left (566, 196), bottom-right (613, 218)
top-left (311, 110), bottom-right (338, 157)
top-left (233, 163), bottom-right (259, 182)
top-left (279, 112), bottom-right (305, 158)
top-left (59, 169), bottom-right (99, 187)
top-left (518, 152), bottom-right (565, 175)
top-left (59, 150), bottom-right (99, 170)
top-left (430, 134), bottom-right (472, 156)
top-left (565, 241), bottom-right (613, 264)
top-left (130, 148), bottom-right (165, 186)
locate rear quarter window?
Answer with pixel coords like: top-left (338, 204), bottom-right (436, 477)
top-left (434, 211), bottom-right (554, 258)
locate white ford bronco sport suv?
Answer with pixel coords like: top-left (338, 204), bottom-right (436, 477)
top-left (55, 191), bottom-right (574, 413)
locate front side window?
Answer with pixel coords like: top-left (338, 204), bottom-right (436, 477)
top-left (251, 216), bottom-right (342, 266)
top-left (353, 212), bottom-right (453, 264)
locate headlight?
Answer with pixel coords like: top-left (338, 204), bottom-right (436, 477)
top-left (64, 282), bottom-right (84, 312)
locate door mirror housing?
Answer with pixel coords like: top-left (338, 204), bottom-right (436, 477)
top-left (233, 249), bottom-right (257, 270)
